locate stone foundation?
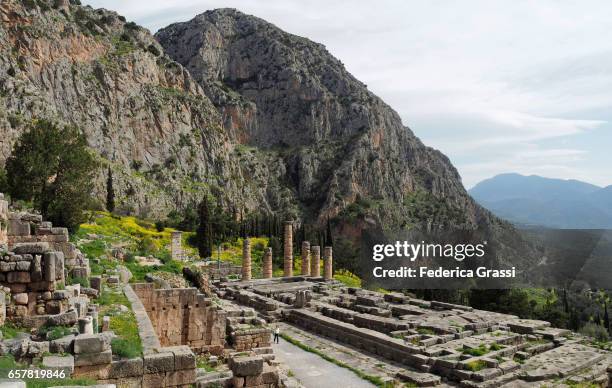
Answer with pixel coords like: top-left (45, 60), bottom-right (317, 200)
top-left (74, 284), bottom-right (201, 388)
top-left (132, 283), bottom-right (226, 354)
top-left (227, 312), bottom-right (271, 352)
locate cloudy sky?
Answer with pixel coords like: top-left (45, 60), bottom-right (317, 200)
top-left (85, 0), bottom-right (612, 189)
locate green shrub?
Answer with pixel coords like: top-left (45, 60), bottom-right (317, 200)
top-left (111, 338), bottom-right (141, 359)
top-left (489, 343), bottom-right (504, 351)
top-left (579, 322), bottom-right (610, 342)
top-left (465, 360), bottom-right (487, 372)
top-left (40, 325), bottom-right (73, 341)
top-left (462, 344), bottom-right (489, 356)
top-left (0, 323), bottom-right (28, 339)
top-left (109, 311), bottom-right (142, 358)
top-left (67, 275), bottom-right (90, 288)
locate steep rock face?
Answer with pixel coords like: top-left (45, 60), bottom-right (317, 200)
top-left (0, 0), bottom-right (262, 216)
top-left (157, 9), bottom-right (537, 269)
top-left (157, 9), bottom-right (481, 224)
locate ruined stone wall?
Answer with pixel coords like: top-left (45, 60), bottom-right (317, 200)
top-left (6, 211), bottom-right (89, 279)
top-left (0, 242), bottom-right (69, 319)
top-left (287, 308), bottom-right (425, 368)
top-left (133, 283), bottom-right (226, 354)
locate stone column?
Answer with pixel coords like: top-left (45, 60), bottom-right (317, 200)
top-left (324, 246), bottom-right (333, 281)
top-left (242, 238), bottom-right (252, 281)
top-left (171, 231), bottom-right (183, 260)
top-left (311, 246), bottom-right (321, 277)
top-left (263, 247), bottom-right (273, 279)
top-left (301, 241), bottom-right (311, 276)
top-left (283, 221), bottom-right (293, 277)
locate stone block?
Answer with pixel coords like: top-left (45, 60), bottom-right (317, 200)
top-left (15, 261), bottom-right (31, 271)
top-left (9, 283), bottom-right (26, 293)
top-left (81, 287), bottom-right (99, 298)
top-left (230, 356), bottom-right (264, 377)
top-left (13, 293), bottom-right (28, 305)
top-left (165, 368), bottom-right (196, 386)
top-left (0, 379), bottom-right (26, 388)
top-left (0, 261), bottom-right (15, 272)
top-left (167, 345), bottom-right (196, 370)
top-left (74, 349), bottom-right (112, 366)
top-left (74, 333), bottom-right (109, 354)
top-left (142, 372), bottom-right (166, 386)
top-left (53, 290), bottom-right (70, 300)
top-left (55, 252), bottom-right (64, 280)
top-left (109, 357), bottom-right (144, 379)
top-left (144, 351), bottom-right (175, 373)
top-left (43, 252), bottom-right (59, 281)
top-left (50, 334), bottom-right (75, 353)
top-left (71, 266), bottom-right (89, 279)
top-left (46, 309), bottom-right (78, 326)
top-left (90, 276), bottom-right (102, 291)
top-left (13, 242), bottom-right (49, 254)
top-left (8, 220), bottom-right (30, 236)
top-left (45, 300), bottom-right (63, 314)
top-left (73, 363), bottom-right (112, 380)
top-left (7, 271), bottom-right (30, 283)
top-left (42, 354), bottom-right (74, 374)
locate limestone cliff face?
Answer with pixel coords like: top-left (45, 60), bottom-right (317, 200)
top-left (0, 0), bottom-right (264, 217)
top-left (156, 10), bottom-right (484, 224)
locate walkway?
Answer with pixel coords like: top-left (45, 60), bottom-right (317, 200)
top-left (273, 335), bottom-right (376, 388)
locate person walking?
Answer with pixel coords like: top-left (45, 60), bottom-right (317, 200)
top-left (274, 326), bottom-right (280, 344)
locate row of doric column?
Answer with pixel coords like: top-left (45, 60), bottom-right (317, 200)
top-left (241, 221), bottom-right (333, 281)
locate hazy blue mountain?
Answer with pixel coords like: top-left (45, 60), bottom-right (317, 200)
top-left (469, 174), bottom-right (612, 228)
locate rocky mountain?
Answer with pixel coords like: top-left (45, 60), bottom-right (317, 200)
top-left (0, 2), bottom-right (534, 271)
top-left (470, 174), bottom-right (612, 228)
top-left (155, 10), bottom-right (476, 222)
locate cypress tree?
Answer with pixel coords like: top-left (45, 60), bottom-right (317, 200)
top-left (196, 198), bottom-right (212, 258)
top-left (325, 217), bottom-right (333, 247)
top-left (106, 167), bottom-right (115, 213)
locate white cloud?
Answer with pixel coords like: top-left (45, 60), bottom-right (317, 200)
top-left (84, 0), bottom-right (612, 188)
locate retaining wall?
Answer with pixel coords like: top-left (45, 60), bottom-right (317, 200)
top-left (132, 283), bottom-right (226, 354)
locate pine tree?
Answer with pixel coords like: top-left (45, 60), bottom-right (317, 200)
top-left (604, 300), bottom-right (610, 334)
top-left (6, 120), bottom-right (97, 231)
top-left (106, 167), bottom-right (115, 213)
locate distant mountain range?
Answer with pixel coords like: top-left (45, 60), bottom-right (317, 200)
top-left (469, 173), bottom-right (612, 229)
